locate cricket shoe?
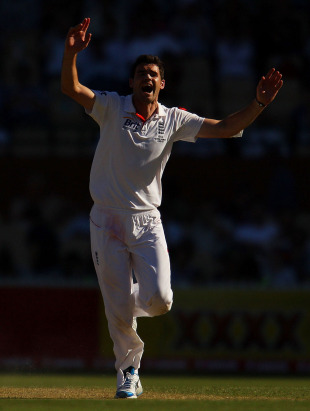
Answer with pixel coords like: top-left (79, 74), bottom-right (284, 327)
top-left (115, 366), bottom-right (143, 399)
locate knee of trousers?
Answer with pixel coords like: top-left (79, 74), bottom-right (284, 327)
top-left (148, 291), bottom-right (173, 316)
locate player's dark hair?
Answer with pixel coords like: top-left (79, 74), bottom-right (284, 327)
top-left (130, 55), bottom-right (165, 80)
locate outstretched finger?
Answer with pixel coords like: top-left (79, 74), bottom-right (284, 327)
top-left (273, 71), bottom-right (282, 83)
top-left (84, 32), bottom-right (92, 48)
top-left (265, 68), bottom-right (275, 80)
top-left (67, 21), bottom-right (85, 36)
top-left (270, 72), bottom-right (282, 89)
top-left (275, 79), bottom-right (283, 90)
top-left (81, 17), bottom-right (90, 32)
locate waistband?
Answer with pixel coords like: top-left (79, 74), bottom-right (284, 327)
top-left (91, 203), bottom-right (160, 217)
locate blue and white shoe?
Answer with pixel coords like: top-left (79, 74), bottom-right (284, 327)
top-left (115, 366), bottom-right (143, 399)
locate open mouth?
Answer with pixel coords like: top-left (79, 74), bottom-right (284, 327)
top-left (142, 85), bottom-right (153, 94)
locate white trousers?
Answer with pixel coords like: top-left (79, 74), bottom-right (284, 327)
top-left (89, 205), bottom-right (173, 387)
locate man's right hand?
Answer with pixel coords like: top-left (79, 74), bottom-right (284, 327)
top-left (61, 17), bottom-right (95, 112)
top-left (65, 18), bottom-right (92, 55)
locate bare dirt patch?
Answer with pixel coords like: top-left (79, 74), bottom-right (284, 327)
top-left (0, 388), bottom-right (111, 400)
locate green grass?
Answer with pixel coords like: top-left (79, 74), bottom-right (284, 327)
top-left (0, 373), bottom-right (310, 411)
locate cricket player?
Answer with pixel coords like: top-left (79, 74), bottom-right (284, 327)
top-left (61, 18), bottom-right (283, 399)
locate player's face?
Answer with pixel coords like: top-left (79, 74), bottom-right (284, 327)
top-left (129, 63), bottom-right (165, 104)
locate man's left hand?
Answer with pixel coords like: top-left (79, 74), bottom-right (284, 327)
top-left (256, 68), bottom-right (283, 107)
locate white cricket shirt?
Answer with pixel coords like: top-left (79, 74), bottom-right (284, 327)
top-left (87, 91), bottom-right (205, 211)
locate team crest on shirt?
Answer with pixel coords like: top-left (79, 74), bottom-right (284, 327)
top-left (154, 119), bottom-right (166, 142)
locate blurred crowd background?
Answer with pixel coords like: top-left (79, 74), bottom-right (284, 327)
top-left (1, 0), bottom-right (310, 288)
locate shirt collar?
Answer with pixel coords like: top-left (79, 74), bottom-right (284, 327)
top-left (124, 94), bottom-right (167, 118)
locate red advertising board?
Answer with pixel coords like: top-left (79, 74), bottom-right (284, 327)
top-left (0, 287), bottom-right (102, 370)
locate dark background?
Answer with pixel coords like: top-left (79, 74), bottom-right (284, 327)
top-left (1, 0), bottom-right (310, 288)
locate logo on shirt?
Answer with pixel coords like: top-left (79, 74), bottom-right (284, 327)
top-left (122, 118), bottom-right (141, 132)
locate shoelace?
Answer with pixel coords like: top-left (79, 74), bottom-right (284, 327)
top-left (123, 373), bottom-right (136, 389)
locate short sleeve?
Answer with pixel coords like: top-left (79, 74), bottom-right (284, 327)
top-left (171, 109), bottom-right (204, 143)
top-left (85, 90), bottom-right (120, 126)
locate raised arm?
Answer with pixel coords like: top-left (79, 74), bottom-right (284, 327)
top-left (196, 68), bottom-right (283, 139)
top-left (61, 18), bottom-right (95, 112)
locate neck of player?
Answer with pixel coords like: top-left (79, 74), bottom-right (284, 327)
top-left (132, 97), bottom-right (158, 122)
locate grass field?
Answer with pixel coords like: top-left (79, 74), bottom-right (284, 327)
top-left (0, 373), bottom-right (310, 411)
